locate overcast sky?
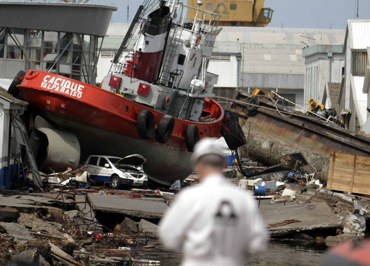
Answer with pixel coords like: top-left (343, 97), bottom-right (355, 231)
top-left (111, 0), bottom-right (370, 29)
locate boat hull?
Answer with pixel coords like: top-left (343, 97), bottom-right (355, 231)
top-left (37, 109), bottom-right (192, 184)
top-left (229, 93), bottom-right (370, 182)
top-left (18, 70), bottom-right (224, 184)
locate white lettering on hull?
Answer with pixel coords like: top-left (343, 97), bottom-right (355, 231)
top-left (41, 75), bottom-right (84, 99)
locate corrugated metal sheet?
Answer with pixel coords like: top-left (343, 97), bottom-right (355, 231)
top-left (101, 37), bottom-right (125, 49)
top-left (106, 23), bottom-right (131, 36)
top-left (106, 23), bottom-right (345, 46)
top-left (326, 82), bottom-right (341, 113)
top-left (213, 42), bottom-right (240, 54)
top-left (242, 44), bottom-right (306, 75)
top-left (348, 20), bottom-right (370, 50)
top-left (208, 59), bottom-right (237, 88)
top-left (352, 52), bottom-right (368, 76)
top-left (216, 27), bottom-right (345, 45)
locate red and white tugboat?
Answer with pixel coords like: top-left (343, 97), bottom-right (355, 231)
top-left (16, 0), bottom-right (245, 184)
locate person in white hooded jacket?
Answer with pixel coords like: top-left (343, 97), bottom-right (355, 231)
top-left (159, 137), bottom-right (269, 266)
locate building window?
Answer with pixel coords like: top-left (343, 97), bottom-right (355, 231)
top-left (26, 30), bottom-right (42, 70)
top-left (0, 29), bottom-right (5, 58)
top-left (206, 3), bottom-right (213, 10)
top-left (211, 55), bottom-right (230, 61)
top-left (230, 4), bottom-right (237, 10)
top-left (263, 8), bottom-right (273, 19)
top-left (0, 27), bottom-right (99, 83)
top-left (7, 29), bottom-right (24, 60)
top-left (352, 52), bottom-right (367, 76)
top-left (101, 51), bottom-right (114, 58)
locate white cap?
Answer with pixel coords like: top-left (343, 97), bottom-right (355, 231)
top-left (191, 137), bottom-right (224, 163)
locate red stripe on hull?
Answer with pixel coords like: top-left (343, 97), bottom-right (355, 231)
top-left (125, 50), bottom-right (163, 83)
top-left (18, 70), bottom-right (224, 151)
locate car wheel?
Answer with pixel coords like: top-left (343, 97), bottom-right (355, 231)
top-left (111, 175), bottom-right (121, 189)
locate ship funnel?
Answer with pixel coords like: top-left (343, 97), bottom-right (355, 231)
top-left (124, 4), bottom-right (172, 83)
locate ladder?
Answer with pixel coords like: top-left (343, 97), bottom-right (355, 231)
top-left (109, 0), bottom-right (160, 75)
top-left (159, 24), bottom-right (184, 86)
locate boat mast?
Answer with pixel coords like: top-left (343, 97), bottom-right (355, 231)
top-left (169, 0), bottom-right (180, 18)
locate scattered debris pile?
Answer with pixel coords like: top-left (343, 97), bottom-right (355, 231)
top-left (33, 166), bottom-right (91, 188)
top-left (0, 189), bottom-right (166, 266)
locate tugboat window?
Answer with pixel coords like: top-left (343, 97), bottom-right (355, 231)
top-left (178, 54), bottom-right (186, 65)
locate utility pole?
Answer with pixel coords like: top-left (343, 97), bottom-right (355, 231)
top-left (355, 0), bottom-right (360, 18)
top-left (357, 0), bottom-right (360, 18)
top-left (127, 0), bottom-right (130, 23)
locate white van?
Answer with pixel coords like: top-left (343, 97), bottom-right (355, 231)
top-left (84, 154), bottom-right (148, 189)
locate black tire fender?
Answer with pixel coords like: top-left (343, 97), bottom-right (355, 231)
top-left (223, 132), bottom-right (238, 150)
top-left (185, 124), bottom-right (200, 152)
top-left (246, 96), bottom-right (260, 113)
top-left (155, 115), bottom-right (175, 144)
top-left (230, 121), bottom-right (246, 147)
top-left (328, 108), bottom-right (337, 117)
top-left (137, 109), bottom-right (155, 139)
top-left (8, 70), bottom-right (26, 97)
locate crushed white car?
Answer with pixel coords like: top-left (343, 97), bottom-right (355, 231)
top-left (84, 154), bottom-right (148, 188)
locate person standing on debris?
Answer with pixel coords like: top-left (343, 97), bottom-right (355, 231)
top-left (159, 138), bottom-right (269, 266)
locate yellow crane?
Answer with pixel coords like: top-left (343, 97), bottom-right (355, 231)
top-left (187, 0), bottom-right (273, 27)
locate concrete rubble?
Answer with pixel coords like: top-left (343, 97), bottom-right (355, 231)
top-left (0, 188), bottom-right (168, 266)
top-left (1, 131), bottom-right (370, 266)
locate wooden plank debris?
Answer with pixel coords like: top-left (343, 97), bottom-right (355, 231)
top-left (327, 152), bottom-right (370, 195)
top-left (268, 219), bottom-right (301, 228)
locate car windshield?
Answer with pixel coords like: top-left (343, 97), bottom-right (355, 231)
top-left (108, 158), bottom-right (121, 165)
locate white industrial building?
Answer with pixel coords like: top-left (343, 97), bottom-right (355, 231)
top-left (302, 45), bottom-right (345, 105)
top-left (227, 27), bottom-right (345, 108)
top-left (98, 23), bottom-right (345, 108)
top-left (339, 20), bottom-right (370, 132)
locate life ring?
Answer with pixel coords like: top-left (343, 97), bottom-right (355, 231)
top-left (137, 109), bottom-right (155, 139)
top-left (246, 96), bottom-right (260, 113)
top-left (163, 96), bottom-right (170, 109)
top-left (185, 124), bottom-right (200, 152)
top-left (8, 70), bottom-right (26, 97)
top-left (155, 115), bottom-right (175, 144)
top-left (196, 35), bottom-right (202, 46)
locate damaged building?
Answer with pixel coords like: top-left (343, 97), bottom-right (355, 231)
top-left (0, 89), bottom-right (27, 189)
